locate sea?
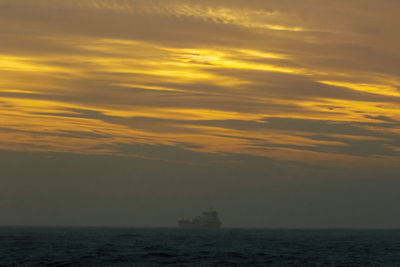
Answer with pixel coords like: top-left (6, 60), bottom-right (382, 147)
top-left (1, 227), bottom-right (400, 266)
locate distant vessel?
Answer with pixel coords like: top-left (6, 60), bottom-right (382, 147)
top-left (178, 209), bottom-right (222, 229)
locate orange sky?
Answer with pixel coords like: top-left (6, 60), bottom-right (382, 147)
top-left (1, 0), bottom-right (400, 167)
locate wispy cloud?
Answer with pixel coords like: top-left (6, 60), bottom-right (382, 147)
top-left (0, 0), bottom-right (400, 167)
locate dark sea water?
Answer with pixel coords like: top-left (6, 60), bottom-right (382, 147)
top-left (1, 227), bottom-right (400, 266)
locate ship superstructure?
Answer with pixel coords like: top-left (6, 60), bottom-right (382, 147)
top-left (178, 209), bottom-right (222, 229)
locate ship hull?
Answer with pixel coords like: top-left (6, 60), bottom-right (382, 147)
top-left (178, 221), bottom-right (221, 229)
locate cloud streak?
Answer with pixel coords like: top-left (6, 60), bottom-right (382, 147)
top-left (0, 0), bottom-right (400, 167)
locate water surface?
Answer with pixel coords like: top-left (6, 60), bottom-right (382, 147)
top-left (1, 227), bottom-right (400, 266)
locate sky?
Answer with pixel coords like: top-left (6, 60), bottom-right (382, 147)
top-left (0, 0), bottom-right (400, 228)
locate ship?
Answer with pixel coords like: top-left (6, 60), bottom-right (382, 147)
top-left (178, 209), bottom-right (222, 229)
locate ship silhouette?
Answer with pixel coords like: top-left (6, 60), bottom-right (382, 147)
top-left (178, 209), bottom-right (222, 229)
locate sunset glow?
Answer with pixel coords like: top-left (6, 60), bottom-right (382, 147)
top-left (1, 0), bottom-right (400, 167)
